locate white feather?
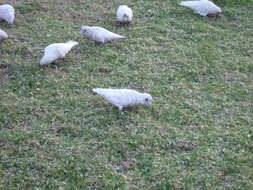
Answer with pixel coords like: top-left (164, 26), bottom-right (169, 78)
top-left (80, 26), bottom-right (125, 44)
top-left (40, 41), bottom-right (79, 65)
top-left (93, 88), bottom-right (152, 111)
top-left (0, 4), bottom-right (15, 24)
top-left (179, 0), bottom-right (221, 16)
top-left (116, 5), bottom-right (133, 23)
top-left (0, 28), bottom-right (8, 40)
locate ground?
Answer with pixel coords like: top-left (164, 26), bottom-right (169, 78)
top-left (0, 0), bottom-right (253, 189)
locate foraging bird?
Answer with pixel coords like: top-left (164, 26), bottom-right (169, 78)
top-left (116, 5), bottom-right (133, 24)
top-left (179, 0), bottom-right (221, 16)
top-left (0, 4), bottom-right (15, 24)
top-left (0, 28), bottom-right (8, 40)
top-left (40, 41), bottom-right (79, 65)
top-left (80, 26), bottom-right (125, 45)
top-left (92, 88), bottom-right (153, 111)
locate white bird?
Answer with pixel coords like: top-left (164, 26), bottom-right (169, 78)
top-left (179, 0), bottom-right (221, 16)
top-left (0, 4), bottom-right (15, 24)
top-left (116, 5), bottom-right (133, 24)
top-left (93, 88), bottom-right (153, 111)
top-left (40, 41), bottom-right (79, 65)
top-left (0, 28), bottom-right (8, 40)
top-left (80, 26), bottom-right (125, 45)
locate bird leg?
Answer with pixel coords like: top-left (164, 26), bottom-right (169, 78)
top-left (207, 13), bottom-right (220, 20)
top-left (116, 21), bottom-right (130, 27)
top-left (118, 106), bottom-right (123, 111)
top-left (116, 21), bottom-right (123, 27)
top-left (95, 41), bottom-right (104, 46)
top-left (50, 62), bottom-right (59, 68)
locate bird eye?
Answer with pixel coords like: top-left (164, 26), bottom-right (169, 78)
top-left (145, 98), bottom-right (149, 101)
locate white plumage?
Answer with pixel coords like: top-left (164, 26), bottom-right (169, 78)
top-left (179, 0), bottom-right (221, 16)
top-left (0, 28), bottom-right (8, 40)
top-left (0, 4), bottom-right (15, 24)
top-left (93, 88), bottom-right (153, 111)
top-left (116, 5), bottom-right (133, 24)
top-left (80, 26), bottom-right (125, 44)
top-left (40, 41), bottom-right (79, 65)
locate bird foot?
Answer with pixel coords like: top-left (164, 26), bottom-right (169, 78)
top-left (116, 21), bottom-right (130, 27)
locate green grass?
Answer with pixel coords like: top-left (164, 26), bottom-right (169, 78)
top-left (1, 0), bottom-right (253, 189)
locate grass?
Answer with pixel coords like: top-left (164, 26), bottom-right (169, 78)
top-left (0, 0), bottom-right (253, 189)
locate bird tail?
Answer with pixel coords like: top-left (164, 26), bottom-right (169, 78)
top-left (115, 34), bottom-right (125, 39)
top-left (6, 16), bottom-right (14, 24)
top-left (179, 1), bottom-right (194, 8)
top-left (40, 55), bottom-right (54, 65)
top-left (66, 41), bottom-right (79, 48)
top-left (0, 30), bottom-right (8, 39)
top-left (2, 5), bottom-right (15, 24)
top-left (40, 56), bottom-right (49, 65)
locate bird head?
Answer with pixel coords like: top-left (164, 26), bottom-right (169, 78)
top-left (80, 26), bottom-right (89, 35)
top-left (123, 14), bottom-right (130, 22)
top-left (143, 93), bottom-right (153, 105)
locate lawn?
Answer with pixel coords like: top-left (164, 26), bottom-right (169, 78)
top-left (0, 0), bottom-right (253, 189)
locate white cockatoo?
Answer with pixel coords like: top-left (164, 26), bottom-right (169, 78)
top-left (179, 0), bottom-right (221, 16)
top-left (92, 88), bottom-right (153, 111)
top-left (40, 41), bottom-right (79, 65)
top-left (0, 4), bottom-right (15, 24)
top-left (116, 5), bottom-right (133, 24)
top-left (0, 29), bottom-right (8, 40)
top-left (80, 26), bottom-right (125, 45)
